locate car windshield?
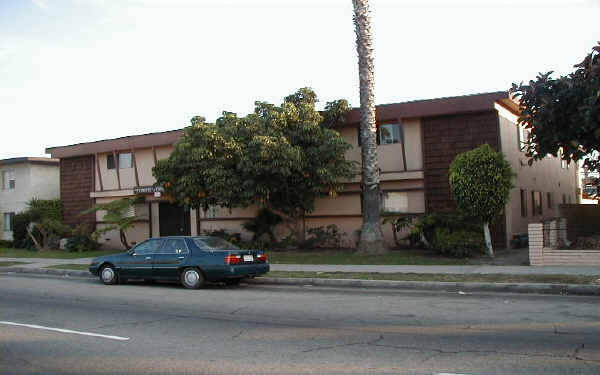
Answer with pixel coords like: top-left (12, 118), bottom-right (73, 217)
top-left (193, 237), bottom-right (239, 250)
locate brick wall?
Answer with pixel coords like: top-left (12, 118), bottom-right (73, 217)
top-left (422, 111), bottom-right (506, 248)
top-left (529, 222), bottom-right (600, 266)
top-left (60, 156), bottom-right (95, 227)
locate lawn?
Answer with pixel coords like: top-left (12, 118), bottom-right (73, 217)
top-left (0, 248), bottom-right (122, 259)
top-left (267, 249), bottom-right (469, 265)
top-left (266, 271), bottom-right (600, 285)
top-left (45, 264), bottom-right (90, 271)
top-left (0, 261), bottom-right (30, 267)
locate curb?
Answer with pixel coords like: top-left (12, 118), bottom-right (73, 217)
top-left (2, 267), bottom-right (599, 296)
top-left (247, 277), bottom-right (600, 296)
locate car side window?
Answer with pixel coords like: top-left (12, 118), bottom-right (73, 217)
top-left (161, 239), bottom-right (188, 255)
top-left (133, 239), bottom-right (164, 255)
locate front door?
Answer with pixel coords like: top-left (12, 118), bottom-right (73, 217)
top-left (119, 238), bottom-right (164, 279)
top-left (152, 238), bottom-right (189, 280)
top-left (159, 203), bottom-right (191, 236)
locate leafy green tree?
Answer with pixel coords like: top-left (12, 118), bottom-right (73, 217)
top-left (82, 198), bottom-right (143, 250)
top-left (153, 88), bottom-right (358, 240)
top-left (353, 0), bottom-right (385, 253)
top-left (510, 42), bottom-right (600, 170)
top-left (449, 144), bottom-right (514, 257)
top-left (26, 198), bottom-right (69, 251)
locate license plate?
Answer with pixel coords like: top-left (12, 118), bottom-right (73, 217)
top-left (243, 255), bottom-right (253, 262)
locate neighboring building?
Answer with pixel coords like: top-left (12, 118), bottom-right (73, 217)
top-left (0, 157), bottom-right (60, 241)
top-left (46, 92), bottom-right (579, 249)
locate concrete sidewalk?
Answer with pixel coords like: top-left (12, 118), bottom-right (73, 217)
top-left (1, 256), bottom-right (599, 275)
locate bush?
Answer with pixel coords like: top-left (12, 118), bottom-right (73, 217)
top-left (242, 209), bottom-right (282, 242)
top-left (65, 224), bottom-right (100, 252)
top-left (12, 212), bottom-right (34, 249)
top-left (302, 224), bottom-right (346, 249)
top-left (201, 229), bottom-right (242, 246)
top-left (0, 240), bottom-right (13, 248)
top-left (430, 228), bottom-right (485, 258)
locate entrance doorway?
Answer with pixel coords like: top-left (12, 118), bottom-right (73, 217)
top-left (159, 203), bottom-right (191, 236)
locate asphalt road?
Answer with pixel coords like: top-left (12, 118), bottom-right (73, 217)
top-left (1, 273), bottom-right (599, 375)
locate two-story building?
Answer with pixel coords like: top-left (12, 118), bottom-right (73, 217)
top-left (46, 92), bottom-right (579, 249)
top-left (0, 157), bottom-right (60, 241)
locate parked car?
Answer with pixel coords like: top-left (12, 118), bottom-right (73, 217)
top-left (89, 236), bottom-right (269, 289)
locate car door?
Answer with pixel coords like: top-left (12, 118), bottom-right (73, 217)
top-left (119, 239), bottom-right (163, 279)
top-left (152, 238), bottom-right (189, 280)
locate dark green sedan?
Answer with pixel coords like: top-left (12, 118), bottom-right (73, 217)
top-left (89, 236), bottom-right (269, 289)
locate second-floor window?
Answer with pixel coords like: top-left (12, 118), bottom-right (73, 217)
top-left (107, 153), bottom-right (133, 170)
top-left (2, 170), bottom-right (15, 190)
top-left (358, 123), bottom-right (403, 146)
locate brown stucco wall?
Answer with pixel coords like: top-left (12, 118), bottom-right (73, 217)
top-left (422, 110), bottom-right (506, 248)
top-left (60, 156), bottom-right (95, 227)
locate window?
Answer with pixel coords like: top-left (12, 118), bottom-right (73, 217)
top-left (379, 124), bottom-right (402, 145)
top-left (2, 170), bottom-right (15, 190)
top-left (531, 191), bottom-right (542, 216)
top-left (562, 193), bottom-right (567, 204)
top-left (162, 239), bottom-right (188, 254)
top-left (107, 154), bottom-right (115, 170)
top-left (133, 239), bottom-right (164, 255)
top-left (517, 125), bottom-right (530, 152)
top-left (381, 191), bottom-right (408, 213)
top-left (520, 189), bottom-right (528, 217)
top-left (119, 153), bottom-right (133, 169)
top-left (547, 192), bottom-right (553, 209)
top-left (3, 212), bottom-right (15, 232)
top-left (358, 123), bottom-right (402, 146)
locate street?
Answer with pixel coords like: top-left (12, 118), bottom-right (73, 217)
top-left (1, 273), bottom-right (599, 375)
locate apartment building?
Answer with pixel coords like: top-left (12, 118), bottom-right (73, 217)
top-left (0, 157), bottom-right (60, 241)
top-left (45, 92), bottom-right (579, 249)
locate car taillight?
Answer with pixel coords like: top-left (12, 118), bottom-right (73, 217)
top-left (224, 255), bottom-right (242, 265)
top-left (256, 254), bottom-right (268, 262)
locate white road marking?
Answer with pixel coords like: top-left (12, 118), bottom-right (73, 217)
top-left (0, 321), bottom-right (130, 341)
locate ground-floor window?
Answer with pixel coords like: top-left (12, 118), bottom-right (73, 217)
top-left (3, 212), bottom-right (15, 232)
top-left (520, 189), bottom-right (527, 217)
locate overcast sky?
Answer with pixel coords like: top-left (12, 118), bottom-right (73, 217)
top-left (1, 0), bottom-right (598, 159)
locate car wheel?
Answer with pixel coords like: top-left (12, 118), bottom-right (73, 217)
top-left (100, 264), bottom-right (118, 285)
top-left (180, 268), bottom-right (204, 289)
top-left (224, 278), bottom-right (242, 286)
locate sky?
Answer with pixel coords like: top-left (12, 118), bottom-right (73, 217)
top-left (0, 0), bottom-right (598, 159)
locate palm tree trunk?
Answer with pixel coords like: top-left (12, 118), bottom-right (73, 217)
top-left (353, 0), bottom-right (385, 253)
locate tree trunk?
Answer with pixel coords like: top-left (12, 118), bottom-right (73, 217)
top-left (483, 222), bottom-right (494, 258)
top-left (353, 0), bottom-right (385, 253)
top-left (120, 229), bottom-right (131, 250)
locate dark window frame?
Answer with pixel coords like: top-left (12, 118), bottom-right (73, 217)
top-left (107, 154), bottom-right (115, 170)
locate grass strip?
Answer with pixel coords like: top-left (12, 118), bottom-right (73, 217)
top-left (266, 271), bottom-right (600, 285)
top-left (0, 248), bottom-right (122, 259)
top-left (44, 264), bottom-right (90, 271)
top-left (268, 250), bottom-right (468, 265)
top-left (0, 261), bottom-right (30, 267)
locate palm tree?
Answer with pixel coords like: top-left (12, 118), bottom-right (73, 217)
top-left (353, 0), bottom-right (385, 253)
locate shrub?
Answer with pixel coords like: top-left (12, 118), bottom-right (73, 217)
top-left (242, 209), bottom-right (282, 242)
top-left (0, 240), bottom-right (13, 248)
top-left (12, 212), bottom-right (33, 249)
top-left (410, 212), bottom-right (484, 257)
top-left (302, 224), bottom-right (346, 249)
top-left (201, 229), bottom-right (242, 246)
top-left (430, 228), bottom-right (485, 258)
top-left (65, 224), bottom-right (100, 252)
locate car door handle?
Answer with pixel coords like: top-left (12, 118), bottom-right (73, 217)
top-left (145, 257), bottom-right (151, 260)
top-left (178, 256), bottom-right (185, 259)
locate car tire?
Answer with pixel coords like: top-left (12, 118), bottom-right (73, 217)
top-left (224, 278), bottom-right (242, 286)
top-left (99, 264), bottom-right (118, 285)
top-left (180, 268), bottom-right (204, 289)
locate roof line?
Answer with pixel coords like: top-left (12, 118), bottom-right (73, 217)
top-left (45, 128), bottom-right (184, 152)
